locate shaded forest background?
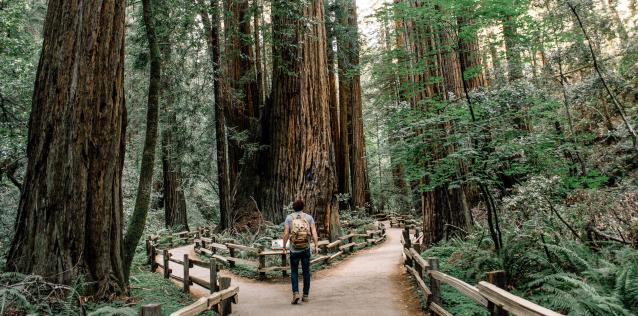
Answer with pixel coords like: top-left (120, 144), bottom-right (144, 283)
top-left (1, 0), bottom-right (638, 314)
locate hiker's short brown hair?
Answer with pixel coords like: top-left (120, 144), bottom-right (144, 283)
top-left (292, 199), bottom-right (305, 211)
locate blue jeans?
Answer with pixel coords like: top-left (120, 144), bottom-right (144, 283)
top-left (290, 248), bottom-right (311, 295)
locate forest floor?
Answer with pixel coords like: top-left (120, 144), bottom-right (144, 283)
top-left (156, 224), bottom-right (426, 316)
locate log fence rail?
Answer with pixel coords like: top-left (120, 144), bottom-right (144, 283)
top-left (401, 227), bottom-right (563, 316)
top-left (147, 222), bottom-right (387, 281)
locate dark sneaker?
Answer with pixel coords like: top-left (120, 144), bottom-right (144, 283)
top-left (291, 293), bottom-right (300, 304)
top-left (302, 296), bottom-right (309, 302)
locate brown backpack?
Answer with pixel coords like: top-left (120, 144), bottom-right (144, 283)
top-left (290, 212), bottom-right (311, 249)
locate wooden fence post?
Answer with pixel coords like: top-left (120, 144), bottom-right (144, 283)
top-left (149, 245), bottom-right (157, 272)
top-left (427, 257), bottom-right (442, 305)
top-left (183, 254), bottom-right (190, 293)
top-left (281, 252), bottom-right (288, 277)
top-left (402, 228), bottom-right (412, 249)
top-left (140, 304), bottom-right (161, 316)
top-left (163, 250), bottom-right (170, 279)
top-left (228, 240), bottom-right (236, 268)
top-left (348, 233), bottom-right (354, 252)
top-left (487, 270), bottom-right (508, 316)
top-left (258, 245), bottom-right (266, 279)
top-left (319, 238), bottom-right (332, 256)
top-left (218, 277), bottom-right (232, 315)
top-left (145, 237), bottom-right (151, 261)
top-left (210, 257), bottom-right (218, 293)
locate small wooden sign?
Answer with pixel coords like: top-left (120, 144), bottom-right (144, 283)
top-left (271, 239), bottom-right (285, 249)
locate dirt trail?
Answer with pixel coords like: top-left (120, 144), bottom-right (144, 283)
top-left (157, 225), bottom-right (425, 316)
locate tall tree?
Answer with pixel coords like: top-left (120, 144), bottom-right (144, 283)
top-left (253, 0), bottom-right (266, 108)
top-left (199, 0), bottom-right (232, 230)
top-left (325, 1), bottom-right (344, 197)
top-left (262, 0), bottom-right (340, 238)
top-left (224, 0), bottom-right (262, 225)
top-left (392, 0), bottom-right (471, 244)
top-left (389, 0), bottom-right (413, 211)
top-left (161, 111), bottom-right (189, 230)
top-left (7, 0), bottom-right (128, 297)
top-left (335, 1), bottom-right (352, 203)
top-left (336, 0), bottom-right (371, 211)
top-left (157, 3), bottom-right (188, 231)
top-left (123, 0), bottom-right (162, 278)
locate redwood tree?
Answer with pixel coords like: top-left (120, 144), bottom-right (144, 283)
top-left (224, 0), bottom-right (262, 225)
top-left (262, 0), bottom-right (340, 238)
top-left (199, 0), bottom-right (232, 230)
top-left (7, 0), bottom-right (128, 297)
top-left (157, 5), bottom-right (188, 231)
top-left (336, 0), bottom-right (371, 211)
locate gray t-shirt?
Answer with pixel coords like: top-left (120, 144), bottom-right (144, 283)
top-left (285, 211), bottom-right (315, 253)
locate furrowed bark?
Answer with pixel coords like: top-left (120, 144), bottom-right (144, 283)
top-left (262, 0), bottom-right (340, 238)
top-left (8, 0), bottom-right (128, 297)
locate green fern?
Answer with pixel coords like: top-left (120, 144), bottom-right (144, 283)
top-left (87, 306), bottom-right (138, 316)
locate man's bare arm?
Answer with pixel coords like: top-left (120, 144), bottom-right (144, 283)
top-left (283, 224), bottom-right (289, 254)
top-left (311, 223), bottom-right (319, 254)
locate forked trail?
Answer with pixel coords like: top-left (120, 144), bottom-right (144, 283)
top-left (158, 226), bottom-right (425, 316)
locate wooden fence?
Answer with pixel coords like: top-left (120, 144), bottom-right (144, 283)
top-left (142, 222), bottom-right (387, 314)
top-left (400, 227), bottom-right (563, 316)
top-left (147, 223), bottom-right (386, 280)
top-left (391, 214), bottom-right (419, 229)
top-left (138, 284), bottom-right (239, 316)
top-left (193, 223), bottom-right (387, 278)
top-left (145, 229), bottom-right (238, 316)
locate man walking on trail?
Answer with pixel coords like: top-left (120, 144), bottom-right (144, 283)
top-left (283, 198), bottom-right (319, 304)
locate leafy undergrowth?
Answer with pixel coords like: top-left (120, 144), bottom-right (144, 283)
top-left (0, 243), bottom-right (195, 315)
top-left (84, 248), bottom-right (196, 315)
top-left (418, 231), bottom-right (638, 316)
top-left (419, 246), bottom-right (491, 316)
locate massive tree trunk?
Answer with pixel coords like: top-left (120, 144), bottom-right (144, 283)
top-left (224, 0), bottom-right (258, 185)
top-left (161, 109), bottom-right (188, 230)
top-left (325, 2), bottom-right (344, 197)
top-left (389, 0), bottom-right (413, 211)
top-left (336, 0), bottom-right (371, 211)
top-left (393, 1), bottom-right (470, 244)
top-left (457, 16), bottom-right (486, 91)
top-left (262, 0), bottom-right (340, 238)
top-left (123, 0), bottom-right (162, 278)
top-left (336, 1), bottom-right (352, 204)
top-left (224, 0), bottom-right (262, 226)
top-left (7, 0), bottom-right (128, 298)
top-left (157, 8), bottom-right (188, 231)
top-left (200, 0), bottom-right (232, 230)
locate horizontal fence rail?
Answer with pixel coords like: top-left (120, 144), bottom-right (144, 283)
top-left (138, 284), bottom-right (239, 316)
top-left (400, 227), bottom-right (564, 316)
top-left (147, 222), bottom-right (387, 281)
top-left (190, 223), bottom-right (387, 279)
